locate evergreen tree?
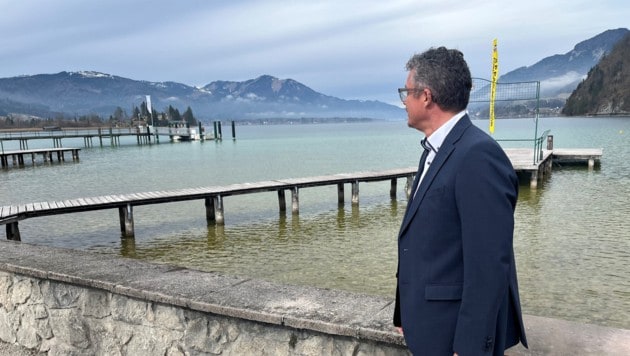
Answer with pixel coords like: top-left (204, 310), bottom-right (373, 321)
top-left (167, 105), bottom-right (181, 121)
top-left (182, 106), bottom-right (197, 126)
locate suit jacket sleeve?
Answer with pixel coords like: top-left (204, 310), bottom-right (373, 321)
top-left (452, 140), bottom-right (518, 353)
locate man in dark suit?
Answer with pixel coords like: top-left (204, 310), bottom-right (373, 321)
top-left (393, 47), bottom-right (528, 355)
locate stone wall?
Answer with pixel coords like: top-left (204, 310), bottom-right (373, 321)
top-left (2, 240), bottom-right (630, 355)
top-left (0, 241), bottom-right (409, 355)
top-left (0, 272), bottom-right (409, 355)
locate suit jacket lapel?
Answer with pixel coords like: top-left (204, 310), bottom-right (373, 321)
top-left (398, 115), bottom-right (473, 237)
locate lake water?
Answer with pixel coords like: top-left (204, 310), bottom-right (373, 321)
top-left (1, 117), bottom-right (629, 330)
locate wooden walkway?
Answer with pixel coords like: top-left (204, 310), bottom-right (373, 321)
top-left (0, 168), bottom-right (416, 240)
top-left (0, 122), bottom-right (234, 149)
top-left (0, 148), bottom-right (80, 168)
top-left (0, 148), bottom-right (602, 241)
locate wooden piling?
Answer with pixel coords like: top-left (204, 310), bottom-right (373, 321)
top-left (337, 183), bottom-right (344, 204)
top-left (291, 187), bottom-right (299, 214)
top-left (118, 204), bottom-right (134, 237)
top-left (278, 190), bottom-right (287, 212)
top-left (214, 195), bottom-right (225, 225)
top-left (351, 181), bottom-right (359, 205)
top-left (205, 197), bottom-right (215, 222)
top-left (390, 178), bottom-right (397, 199)
top-left (6, 222), bottom-right (20, 241)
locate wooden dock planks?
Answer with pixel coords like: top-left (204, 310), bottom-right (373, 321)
top-left (0, 149), bottom-right (603, 239)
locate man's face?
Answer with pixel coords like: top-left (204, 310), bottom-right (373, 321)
top-left (403, 71), bottom-right (428, 132)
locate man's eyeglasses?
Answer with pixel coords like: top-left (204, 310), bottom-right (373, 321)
top-left (398, 88), bottom-right (424, 102)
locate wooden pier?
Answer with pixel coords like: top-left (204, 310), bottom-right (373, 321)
top-left (0, 148), bottom-right (80, 168)
top-left (505, 148), bottom-right (602, 188)
top-left (0, 147), bottom-right (602, 240)
top-left (0, 168), bottom-right (416, 240)
top-left (0, 122), bottom-right (236, 149)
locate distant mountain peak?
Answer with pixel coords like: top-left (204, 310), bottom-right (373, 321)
top-left (69, 71), bottom-right (115, 79)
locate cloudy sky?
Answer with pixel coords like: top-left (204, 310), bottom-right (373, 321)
top-left (1, 0), bottom-right (628, 105)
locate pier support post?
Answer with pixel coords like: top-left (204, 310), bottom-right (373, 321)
top-left (530, 171), bottom-right (539, 190)
top-left (588, 158), bottom-right (595, 170)
top-left (406, 175), bottom-right (413, 199)
top-left (291, 187), bottom-right (299, 214)
top-left (337, 183), bottom-right (344, 204)
top-left (6, 222), bottom-right (21, 241)
top-left (214, 195), bottom-right (225, 225)
top-left (390, 178), bottom-right (397, 199)
top-left (231, 121), bottom-right (236, 140)
top-left (118, 204), bottom-right (135, 238)
top-left (351, 180), bottom-right (359, 205)
top-left (277, 190), bottom-right (287, 212)
top-left (205, 197), bottom-right (215, 223)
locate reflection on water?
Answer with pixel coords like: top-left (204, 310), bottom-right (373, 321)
top-left (2, 118), bottom-right (629, 330)
top-left (117, 198), bottom-right (402, 297)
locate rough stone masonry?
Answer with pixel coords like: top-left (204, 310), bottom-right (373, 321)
top-left (1, 240), bottom-right (629, 355)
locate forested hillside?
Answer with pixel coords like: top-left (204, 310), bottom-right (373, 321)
top-left (562, 33), bottom-right (630, 116)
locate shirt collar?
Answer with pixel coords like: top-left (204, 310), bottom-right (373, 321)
top-left (425, 110), bottom-right (466, 153)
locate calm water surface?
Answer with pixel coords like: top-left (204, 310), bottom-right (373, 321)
top-left (1, 117), bottom-right (629, 329)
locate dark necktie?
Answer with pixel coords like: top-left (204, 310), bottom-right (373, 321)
top-left (409, 139), bottom-right (431, 203)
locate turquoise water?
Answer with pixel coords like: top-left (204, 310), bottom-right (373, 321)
top-left (1, 117), bottom-right (629, 329)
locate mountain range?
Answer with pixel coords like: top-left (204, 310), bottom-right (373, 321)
top-left (500, 28), bottom-right (629, 98)
top-left (0, 28), bottom-right (627, 121)
top-left (0, 73), bottom-right (403, 121)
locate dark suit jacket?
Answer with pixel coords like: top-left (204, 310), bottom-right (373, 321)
top-left (394, 115), bottom-right (528, 355)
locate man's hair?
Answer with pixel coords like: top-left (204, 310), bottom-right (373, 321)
top-left (406, 47), bottom-right (472, 112)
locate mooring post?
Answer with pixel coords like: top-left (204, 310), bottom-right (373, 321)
top-left (118, 204), bottom-right (135, 237)
top-left (218, 121), bottom-right (223, 140)
top-left (351, 180), bottom-right (359, 205)
top-left (337, 183), bottom-right (344, 204)
top-left (205, 197), bottom-right (215, 223)
top-left (231, 121), bottom-right (236, 140)
top-left (277, 190), bottom-right (287, 212)
top-left (213, 121), bottom-right (218, 140)
top-left (291, 187), bottom-right (299, 214)
top-left (6, 222), bottom-right (21, 241)
top-left (390, 178), bottom-right (397, 199)
top-left (214, 195), bottom-right (225, 225)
